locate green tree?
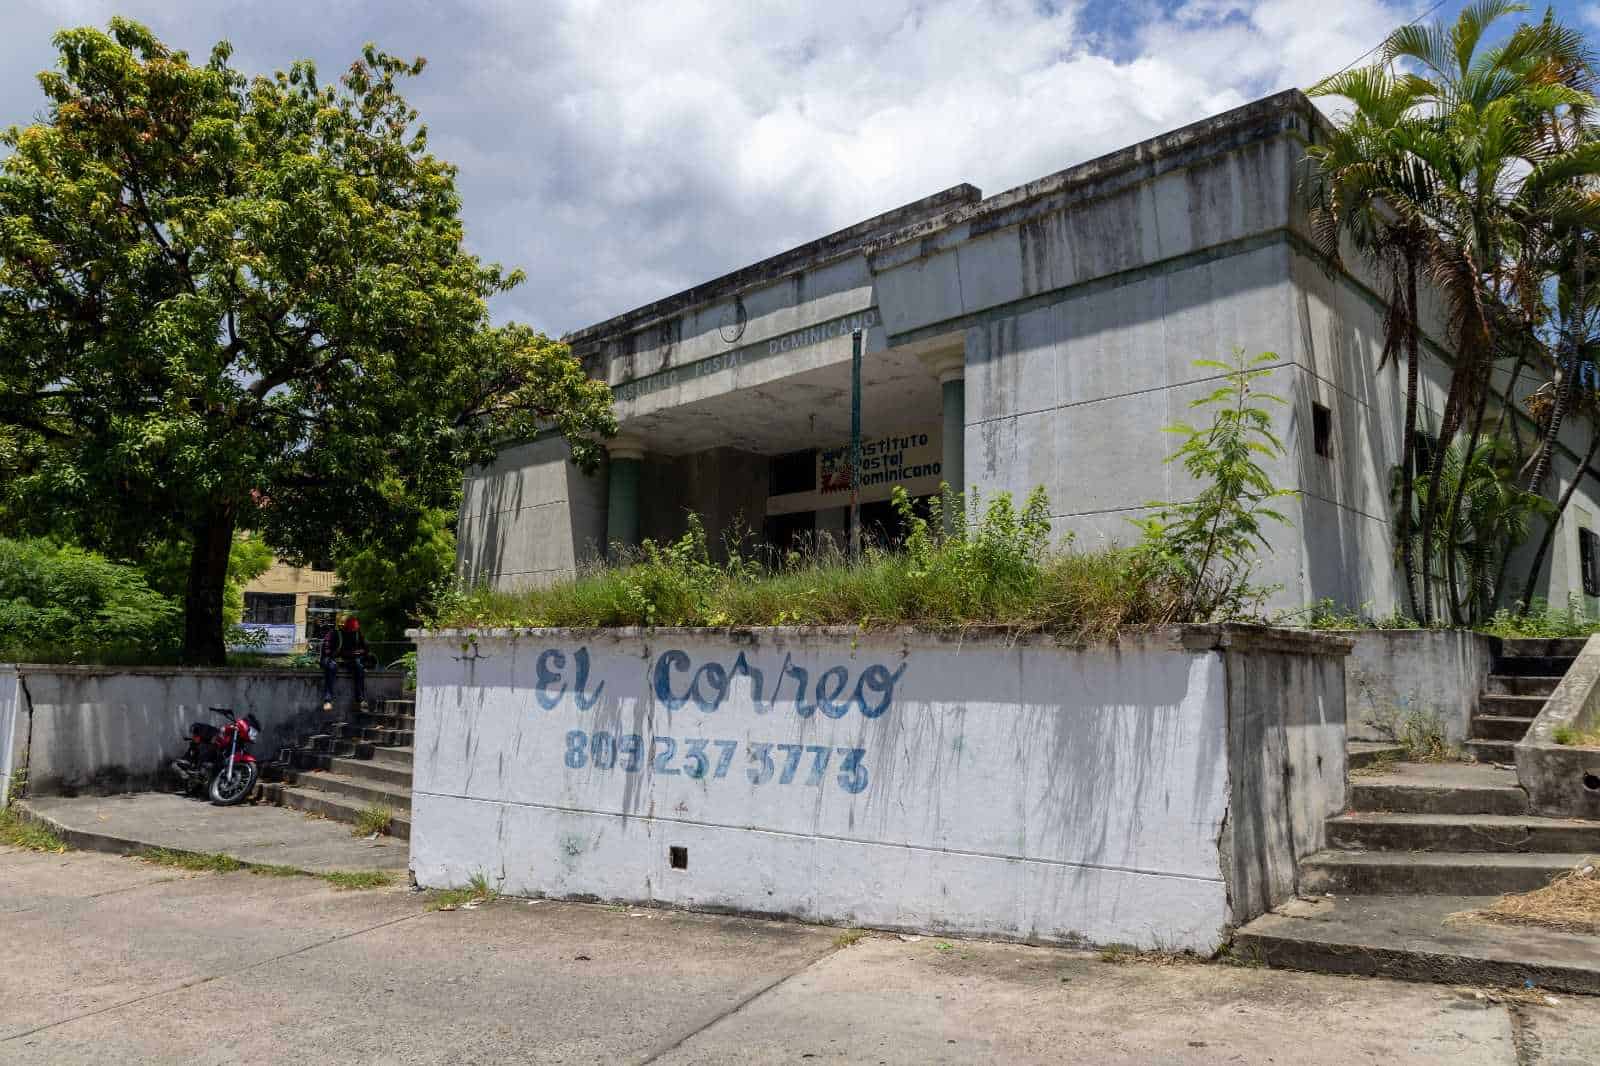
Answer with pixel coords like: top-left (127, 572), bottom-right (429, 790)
top-left (1308, 1), bottom-right (1600, 622)
top-left (335, 507), bottom-right (456, 647)
top-left (0, 537), bottom-right (180, 659)
top-left (0, 20), bottom-right (614, 663)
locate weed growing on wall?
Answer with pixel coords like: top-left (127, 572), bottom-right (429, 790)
top-left (437, 486), bottom-right (1187, 640)
top-left (1366, 704), bottom-right (1457, 762)
top-left (1130, 350), bottom-right (1296, 620)
top-left (1481, 596), bottom-right (1600, 639)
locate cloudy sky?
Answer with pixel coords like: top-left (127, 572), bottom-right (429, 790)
top-left (3, 1), bottom-right (1595, 335)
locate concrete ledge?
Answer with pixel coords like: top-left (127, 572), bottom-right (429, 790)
top-left (1517, 633), bottom-right (1600, 818)
top-left (410, 623), bottom-right (1353, 658)
top-left (16, 793), bottom-right (408, 873)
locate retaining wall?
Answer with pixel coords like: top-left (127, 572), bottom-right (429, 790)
top-left (1517, 634), bottom-right (1600, 819)
top-left (2, 664), bottom-right (404, 796)
top-left (1342, 630), bottom-right (1494, 748)
top-left (409, 625), bottom-right (1348, 951)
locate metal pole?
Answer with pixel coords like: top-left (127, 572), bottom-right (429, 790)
top-left (850, 327), bottom-right (863, 561)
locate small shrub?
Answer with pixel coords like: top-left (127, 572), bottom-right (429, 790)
top-left (1130, 350), bottom-right (1296, 621)
top-left (353, 803), bottom-right (394, 838)
top-left (1366, 704), bottom-right (1455, 762)
top-left (1482, 596), bottom-right (1600, 639)
top-left (1298, 598), bottom-right (1424, 631)
top-left (426, 871), bottom-right (499, 911)
top-left (833, 928), bottom-right (868, 948)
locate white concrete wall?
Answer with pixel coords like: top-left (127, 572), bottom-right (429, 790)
top-left (0, 668), bottom-right (20, 806)
top-left (12, 666), bottom-right (403, 796)
top-left (457, 438), bottom-right (607, 590)
top-left (1342, 630), bottom-right (1494, 747)
top-left (410, 626), bottom-right (1348, 950)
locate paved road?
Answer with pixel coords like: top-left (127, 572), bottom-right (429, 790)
top-left (3, 846), bottom-right (1596, 1064)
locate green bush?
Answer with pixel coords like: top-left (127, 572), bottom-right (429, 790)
top-left (1480, 596), bottom-right (1600, 639)
top-left (0, 537), bottom-right (180, 660)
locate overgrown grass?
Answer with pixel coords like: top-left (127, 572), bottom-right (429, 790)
top-left (1480, 597), bottom-right (1600, 639)
top-left (135, 847), bottom-right (394, 889)
top-left (833, 928), bottom-right (868, 948)
top-left (1554, 723), bottom-right (1600, 747)
top-left (353, 803), bottom-right (395, 838)
top-left (0, 806), bottom-right (67, 852)
top-left (1296, 598), bottom-right (1424, 631)
top-left (426, 871), bottom-right (499, 911)
top-left (322, 869), bottom-right (396, 890)
top-left (138, 848), bottom-right (244, 873)
top-left (437, 491), bottom-right (1189, 641)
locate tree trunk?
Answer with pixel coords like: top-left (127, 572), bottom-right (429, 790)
top-left (1519, 428), bottom-right (1600, 612)
top-left (1495, 355), bottom-right (1525, 463)
top-left (1419, 353), bottom-right (1475, 625)
top-left (183, 499), bottom-right (238, 666)
top-left (1446, 378), bottom-right (1494, 625)
top-left (1397, 261), bottom-right (1423, 622)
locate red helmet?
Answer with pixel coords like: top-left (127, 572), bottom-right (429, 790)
top-left (344, 616), bottom-right (360, 631)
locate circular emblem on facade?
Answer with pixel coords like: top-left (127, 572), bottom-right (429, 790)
top-left (718, 296), bottom-right (748, 344)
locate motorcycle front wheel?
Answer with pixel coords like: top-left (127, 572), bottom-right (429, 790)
top-left (209, 761), bottom-right (259, 806)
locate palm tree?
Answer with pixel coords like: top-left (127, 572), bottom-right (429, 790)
top-left (1305, 68), bottom-right (1433, 620)
top-left (1312, 1), bottom-right (1599, 621)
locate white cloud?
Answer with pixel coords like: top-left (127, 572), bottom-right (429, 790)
top-left (1, 0), bottom-right (1419, 332)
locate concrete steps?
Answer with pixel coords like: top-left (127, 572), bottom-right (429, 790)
top-left (283, 769), bottom-right (411, 811)
top-left (1471, 715), bottom-right (1539, 742)
top-left (1485, 674), bottom-right (1564, 696)
top-left (263, 702), bottom-right (415, 839)
top-left (1475, 693), bottom-right (1547, 718)
top-left (1347, 741), bottom-right (1404, 770)
top-left (1234, 895), bottom-right (1600, 995)
top-left (371, 745), bottom-right (413, 769)
top-left (1297, 849), bottom-right (1583, 896)
top-left (1237, 641), bottom-right (1594, 992)
top-left (1349, 764), bottom-right (1527, 816)
top-left (263, 782), bottom-right (413, 841)
top-left (1326, 811), bottom-right (1600, 853)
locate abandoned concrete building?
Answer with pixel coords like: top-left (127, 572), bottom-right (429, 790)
top-left (456, 88), bottom-right (1600, 616)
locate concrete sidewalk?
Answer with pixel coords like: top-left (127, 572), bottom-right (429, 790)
top-left (4, 846), bottom-right (1598, 1064)
top-left (21, 792), bottom-right (407, 872)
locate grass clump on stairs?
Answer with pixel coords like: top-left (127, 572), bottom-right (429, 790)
top-left (353, 802), bottom-right (395, 838)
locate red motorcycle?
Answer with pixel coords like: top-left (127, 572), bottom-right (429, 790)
top-left (171, 706), bottom-right (262, 805)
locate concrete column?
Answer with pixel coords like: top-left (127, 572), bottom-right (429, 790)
top-left (605, 439), bottom-right (644, 560)
top-left (920, 350), bottom-right (966, 526)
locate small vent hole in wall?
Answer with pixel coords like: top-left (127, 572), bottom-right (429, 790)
top-left (669, 846), bottom-right (688, 870)
top-left (1583, 772), bottom-right (1600, 793)
top-left (1312, 402), bottom-right (1333, 458)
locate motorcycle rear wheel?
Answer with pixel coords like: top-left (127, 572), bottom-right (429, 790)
top-left (209, 761), bottom-right (259, 806)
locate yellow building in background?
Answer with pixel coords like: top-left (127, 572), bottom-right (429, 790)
top-left (239, 560), bottom-right (341, 654)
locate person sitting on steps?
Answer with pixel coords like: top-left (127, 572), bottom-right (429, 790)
top-left (321, 615), bottom-right (369, 714)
